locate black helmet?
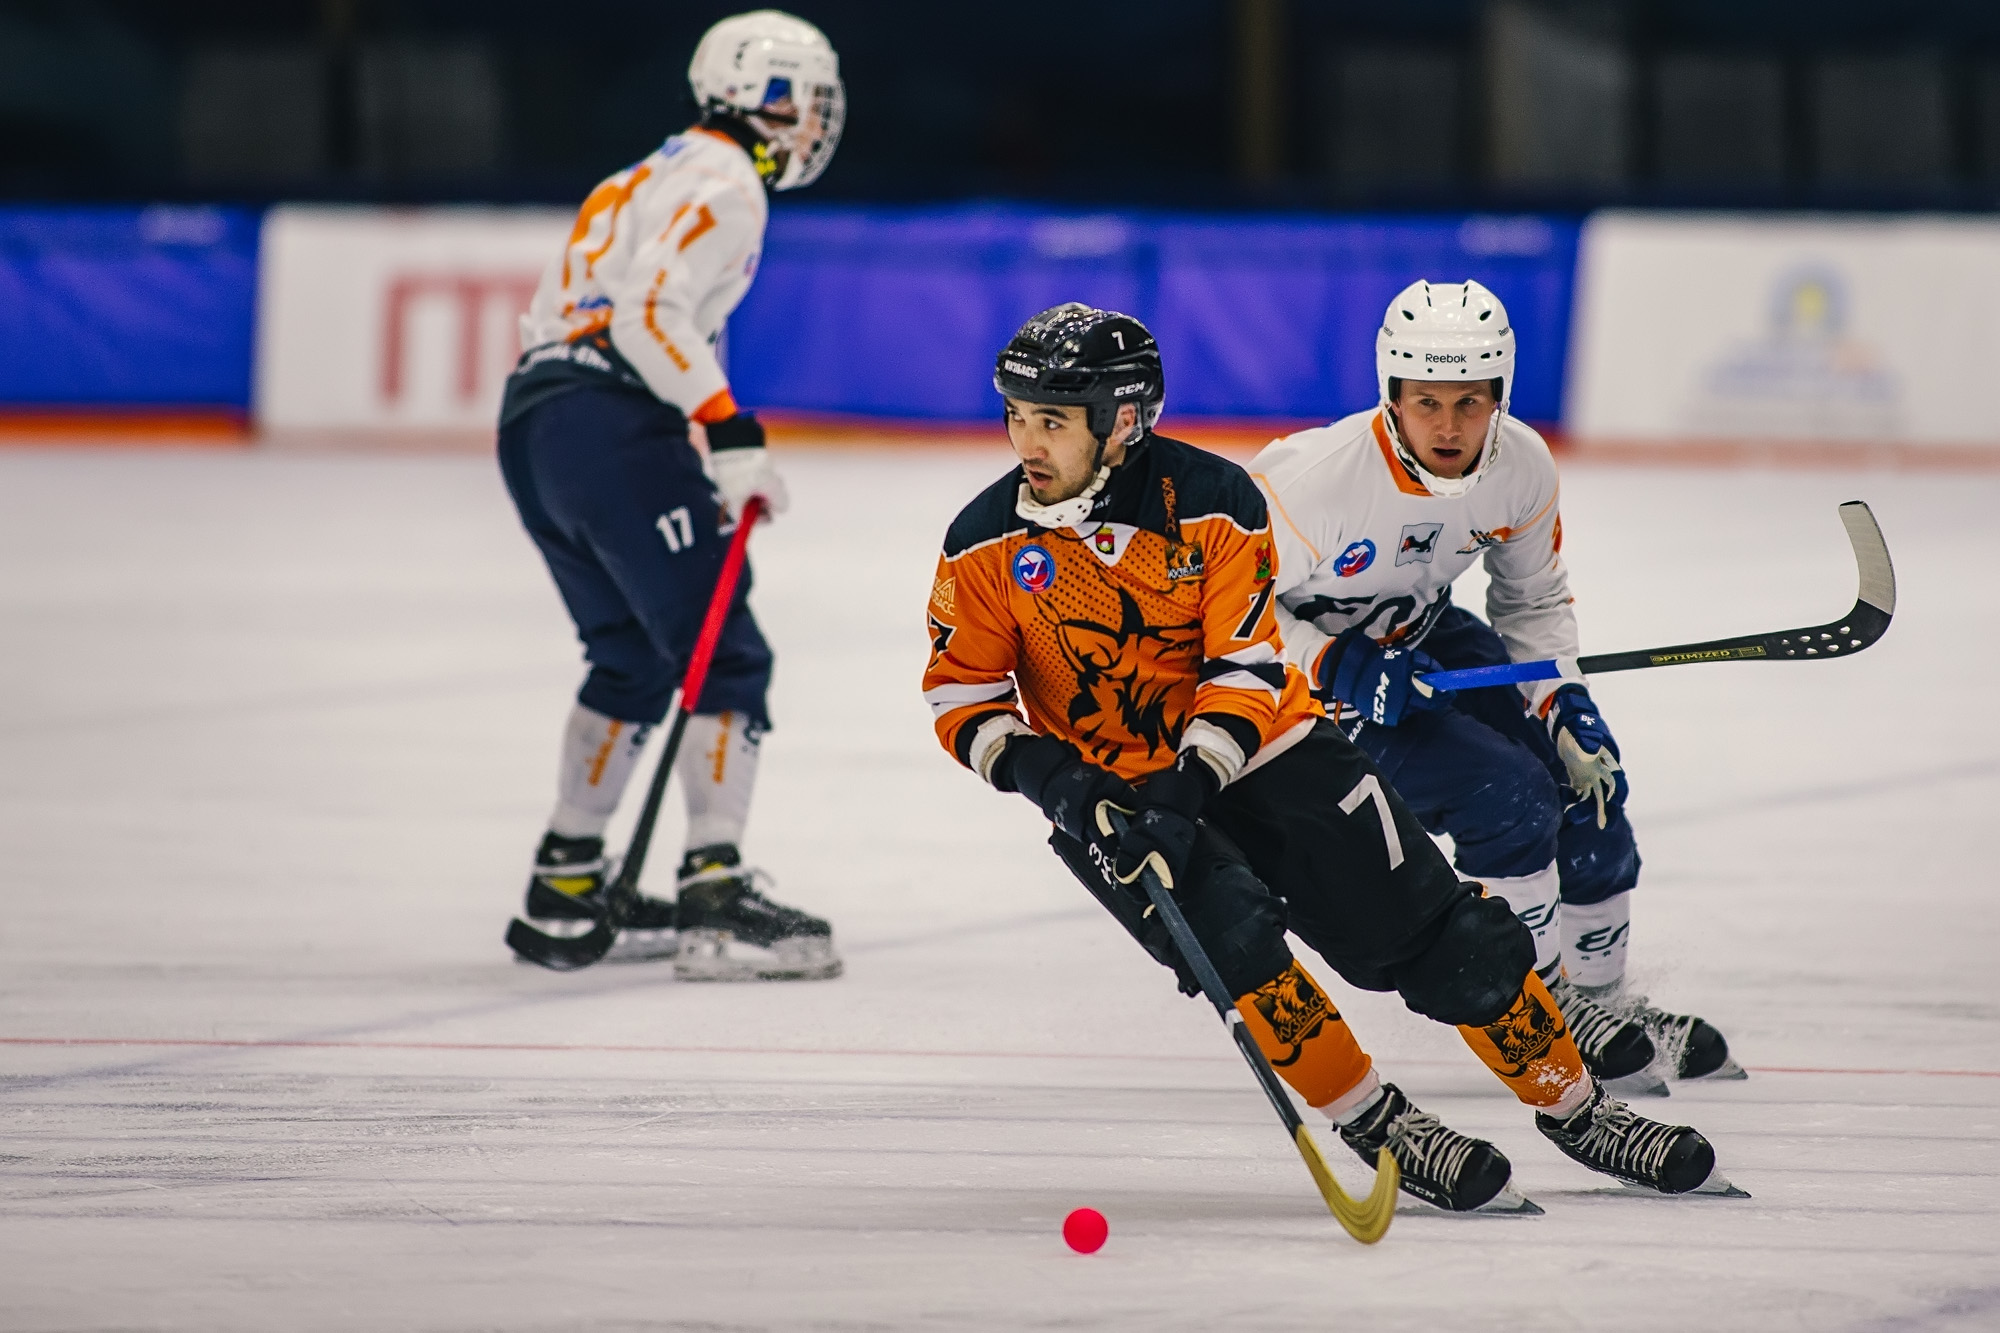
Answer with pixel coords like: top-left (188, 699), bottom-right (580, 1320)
top-left (993, 303), bottom-right (1164, 444)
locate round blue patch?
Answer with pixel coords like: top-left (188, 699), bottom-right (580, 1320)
top-left (1012, 543), bottom-right (1055, 593)
top-left (1334, 539), bottom-right (1377, 578)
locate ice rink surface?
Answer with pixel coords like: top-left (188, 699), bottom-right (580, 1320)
top-left (2, 441), bottom-right (1997, 1332)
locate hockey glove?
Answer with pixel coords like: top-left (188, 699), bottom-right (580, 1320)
top-left (992, 733), bottom-right (1135, 843)
top-left (1324, 626), bottom-right (1445, 727)
top-left (705, 412), bottom-right (790, 520)
top-left (1548, 685), bottom-right (1627, 829)
top-left (1102, 752), bottom-right (1219, 891)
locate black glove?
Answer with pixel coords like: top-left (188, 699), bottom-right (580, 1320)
top-left (991, 733), bottom-right (1134, 842)
top-left (1107, 752), bottom-right (1220, 891)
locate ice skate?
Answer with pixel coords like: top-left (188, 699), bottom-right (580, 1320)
top-left (1625, 992), bottom-right (1742, 1081)
top-left (1338, 1083), bottom-right (1538, 1214)
top-left (671, 843), bottom-right (840, 981)
top-left (1536, 1081), bottom-right (1737, 1195)
top-left (521, 832), bottom-right (678, 961)
top-left (1547, 973), bottom-right (1656, 1082)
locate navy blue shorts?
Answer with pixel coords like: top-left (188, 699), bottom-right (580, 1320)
top-left (497, 385), bottom-right (772, 728)
top-left (1341, 606), bottom-right (1637, 906)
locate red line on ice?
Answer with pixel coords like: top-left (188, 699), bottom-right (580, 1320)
top-left (2, 1036), bottom-right (1998, 1079)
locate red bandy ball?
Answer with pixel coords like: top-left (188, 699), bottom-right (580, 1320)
top-left (1062, 1207), bottom-right (1108, 1254)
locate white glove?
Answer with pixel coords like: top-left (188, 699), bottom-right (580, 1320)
top-left (1555, 729), bottom-right (1623, 830)
top-left (706, 444), bottom-right (789, 520)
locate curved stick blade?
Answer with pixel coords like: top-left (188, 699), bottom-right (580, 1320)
top-left (1838, 501), bottom-right (1896, 615)
top-left (1294, 1126), bottom-right (1398, 1244)
top-left (505, 916), bottom-right (616, 971)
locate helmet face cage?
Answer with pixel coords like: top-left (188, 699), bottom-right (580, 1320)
top-left (689, 11), bottom-right (843, 190)
top-left (993, 304), bottom-right (1164, 443)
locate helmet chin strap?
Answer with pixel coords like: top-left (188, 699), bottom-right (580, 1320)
top-left (1015, 431), bottom-right (1117, 529)
top-left (1383, 404), bottom-right (1506, 499)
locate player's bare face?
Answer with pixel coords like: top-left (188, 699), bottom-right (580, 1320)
top-left (1393, 381), bottom-right (1499, 479)
top-left (1004, 400), bottom-right (1134, 504)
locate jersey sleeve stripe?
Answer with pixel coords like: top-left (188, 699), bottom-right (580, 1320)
top-left (924, 680), bottom-right (1018, 718)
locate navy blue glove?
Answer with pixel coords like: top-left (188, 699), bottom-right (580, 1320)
top-left (1324, 626), bottom-right (1446, 727)
top-left (1548, 685), bottom-right (1628, 828)
top-left (1105, 753), bottom-right (1218, 890)
top-left (992, 733), bottom-right (1135, 842)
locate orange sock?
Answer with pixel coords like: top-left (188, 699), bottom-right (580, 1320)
top-left (1234, 961), bottom-right (1375, 1112)
top-left (1457, 971), bottom-right (1592, 1116)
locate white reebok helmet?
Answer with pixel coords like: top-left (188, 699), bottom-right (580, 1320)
top-left (1375, 279), bottom-right (1515, 497)
top-left (689, 11), bottom-right (845, 191)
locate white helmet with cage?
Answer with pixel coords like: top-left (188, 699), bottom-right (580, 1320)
top-left (1374, 279), bottom-right (1516, 497)
top-left (688, 11), bottom-right (845, 191)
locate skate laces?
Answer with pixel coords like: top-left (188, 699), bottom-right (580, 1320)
top-left (1384, 1109), bottom-right (1477, 1183)
top-left (1551, 978), bottom-right (1632, 1059)
top-left (1625, 993), bottom-right (1696, 1067)
top-left (1570, 1093), bottom-right (1675, 1175)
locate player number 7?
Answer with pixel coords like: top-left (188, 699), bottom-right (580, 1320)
top-left (1338, 773), bottom-right (1405, 871)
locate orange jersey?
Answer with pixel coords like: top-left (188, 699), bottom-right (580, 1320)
top-left (923, 433), bottom-right (1321, 783)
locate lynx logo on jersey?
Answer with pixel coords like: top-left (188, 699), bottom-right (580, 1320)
top-left (1334, 539), bottom-right (1376, 577)
top-left (1457, 526), bottom-right (1514, 554)
top-left (1012, 544), bottom-right (1055, 593)
top-left (1396, 522), bottom-right (1443, 566)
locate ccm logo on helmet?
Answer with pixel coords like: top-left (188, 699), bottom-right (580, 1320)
top-left (1425, 353), bottom-right (1467, 364)
top-left (1113, 382), bottom-right (1147, 396)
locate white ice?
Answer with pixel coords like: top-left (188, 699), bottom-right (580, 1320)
top-left (2, 444), bottom-right (1997, 1331)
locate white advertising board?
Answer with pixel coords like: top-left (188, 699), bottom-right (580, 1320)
top-left (1567, 212), bottom-right (2000, 450)
top-left (255, 206), bottom-right (570, 440)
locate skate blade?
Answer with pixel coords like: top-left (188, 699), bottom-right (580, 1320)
top-left (605, 928), bottom-right (679, 963)
top-left (1684, 1057), bottom-right (1749, 1082)
top-left (1604, 1070), bottom-right (1671, 1098)
top-left (673, 929), bottom-right (843, 982)
top-left (1472, 1183), bottom-right (1545, 1216)
top-left (1688, 1169), bottom-right (1752, 1198)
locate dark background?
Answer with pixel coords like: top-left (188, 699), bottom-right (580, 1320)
top-left (5, 0), bottom-right (2000, 210)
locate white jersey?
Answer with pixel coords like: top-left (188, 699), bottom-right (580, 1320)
top-left (519, 129), bottom-right (767, 419)
top-left (1250, 408), bottom-right (1578, 714)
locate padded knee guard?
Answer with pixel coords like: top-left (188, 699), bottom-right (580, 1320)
top-left (1391, 886), bottom-right (1537, 1028)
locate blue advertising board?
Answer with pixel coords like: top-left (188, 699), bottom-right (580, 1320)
top-left (730, 205), bottom-right (1580, 423)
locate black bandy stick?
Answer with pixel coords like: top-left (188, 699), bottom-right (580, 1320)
top-left (1097, 805), bottom-right (1399, 1244)
top-left (507, 497), bottom-right (766, 971)
top-left (1418, 501), bottom-right (1895, 694)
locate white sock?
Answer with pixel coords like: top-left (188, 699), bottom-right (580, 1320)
top-left (1562, 892), bottom-right (1632, 989)
top-left (1474, 861), bottom-right (1563, 975)
top-left (677, 711), bottom-right (761, 852)
top-left (1319, 1068), bottom-right (1384, 1126)
top-left (547, 703), bottom-right (652, 838)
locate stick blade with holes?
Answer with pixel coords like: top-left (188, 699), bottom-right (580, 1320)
top-left (1418, 501), bottom-right (1896, 694)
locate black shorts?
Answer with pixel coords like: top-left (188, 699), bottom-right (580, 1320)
top-left (1051, 719), bottom-right (1469, 999)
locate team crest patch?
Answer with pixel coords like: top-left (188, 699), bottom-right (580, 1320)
top-left (1334, 539), bottom-right (1376, 578)
top-left (1165, 542), bottom-right (1205, 582)
top-left (1396, 522), bottom-right (1444, 566)
top-left (930, 575), bottom-right (956, 612)
top-left (1480, 986), bottom-right (1566, 1077)
top-left (1255, 541), bottom-right (1272, 583)
top-left (1247, 965), bottom-right (1334, 1068)
top-left (1093, 525), bottom-right (1116, 556)
top-left (1012, 543), bottom-right (1055, 593)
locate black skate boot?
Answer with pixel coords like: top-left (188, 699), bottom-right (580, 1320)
top-left (1338, 1083), bottom-right (1536, 1214)
top-left (672, 843), bottom-right (841, 981)
top-left (523, 833), bottom-right (677, 959)
top-left (1547, 974), bottom-right (1656, 1082)
top-left (1618, 992), bottom-right (1741, 1080)
top-left (1536, 1081), bottom-right (1737, 1195)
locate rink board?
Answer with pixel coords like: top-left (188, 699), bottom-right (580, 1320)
top-left (1, 446), bottom-right (1996, 1330)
